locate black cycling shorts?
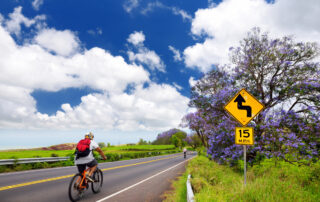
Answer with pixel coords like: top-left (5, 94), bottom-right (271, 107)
top-left (76, 159), bottom-right (98, 174)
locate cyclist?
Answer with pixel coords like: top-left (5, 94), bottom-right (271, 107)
top-left (74, 132), bottom-right (106, 182)
top-left (183, 147), bottom-right (187, 158)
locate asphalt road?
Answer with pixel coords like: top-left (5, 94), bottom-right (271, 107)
top-left (0, 152), bottom-right (196, 202)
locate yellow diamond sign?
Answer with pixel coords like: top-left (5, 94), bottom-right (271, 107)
top-left (224, 89), bottom-right (264, 126)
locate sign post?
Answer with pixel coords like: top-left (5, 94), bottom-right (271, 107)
top-left (244, 145), bottom-right (246, 185)
top-left (224, 89), bottom-right (264, 186)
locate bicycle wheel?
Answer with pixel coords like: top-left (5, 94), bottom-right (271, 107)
top-left (91, 168), bottom-right (103, 193)
top-left (68, 174), bottom-right (84, 202)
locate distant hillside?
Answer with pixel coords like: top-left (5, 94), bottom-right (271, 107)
top-left (40, 143), bottom-right (77, 150)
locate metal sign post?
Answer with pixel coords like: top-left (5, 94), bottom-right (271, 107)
top-left (224, 89), bottom-right (265, 187)
top-left (243, 145), bottom-right (246, 186)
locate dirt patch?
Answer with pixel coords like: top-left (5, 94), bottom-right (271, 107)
top-left (44, 143), bottom-right (77, 150)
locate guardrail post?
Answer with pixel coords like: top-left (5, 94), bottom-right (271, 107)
top-left (187, 174), bottom-right (194, 202)
top-left (0, 157), bottom-right (70, 166)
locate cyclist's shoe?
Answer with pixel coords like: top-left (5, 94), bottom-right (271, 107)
top-left (86, 174), bottom-right (95, 183)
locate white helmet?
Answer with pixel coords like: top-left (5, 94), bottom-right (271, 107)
top-left (85, 132), bottom-right (94, 140)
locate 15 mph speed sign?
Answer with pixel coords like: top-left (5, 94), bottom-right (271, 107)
top-left (235, 127), bottom-right (254, 145)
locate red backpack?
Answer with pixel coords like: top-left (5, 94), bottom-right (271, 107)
top-left (75, 139), bottom-right (91, 159)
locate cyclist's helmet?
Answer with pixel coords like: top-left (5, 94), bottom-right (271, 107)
top-left (85, 132), bottom-right (94, 140)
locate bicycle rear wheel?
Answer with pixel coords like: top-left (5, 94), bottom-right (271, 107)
top-left (68, 173), bottom-right (84, 202)
top-left (91, 168), bottom-right (103, 193)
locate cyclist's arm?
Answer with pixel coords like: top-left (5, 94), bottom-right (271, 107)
top-left (95, 147), bottom-right (107, 160)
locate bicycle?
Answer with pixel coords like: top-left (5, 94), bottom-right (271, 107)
top-left (68, 167), bottom-right (103, 202)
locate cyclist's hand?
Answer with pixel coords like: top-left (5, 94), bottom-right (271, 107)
top-left (102, 157), bottom-right (107, 160)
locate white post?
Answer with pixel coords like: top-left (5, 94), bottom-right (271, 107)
top-left (243, 145), bottom-right (246, 186)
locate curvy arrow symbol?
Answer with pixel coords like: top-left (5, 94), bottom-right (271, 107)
top-left (234, 94), bottom-right (252, 117)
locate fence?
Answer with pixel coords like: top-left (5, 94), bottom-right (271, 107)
top-left (0, 157), bottom-right (70, 165)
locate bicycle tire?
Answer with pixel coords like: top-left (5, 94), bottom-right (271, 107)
top-left (68, 173), bottom-right (84, 202)
top-left (91, 168), bottom-right (103, 193)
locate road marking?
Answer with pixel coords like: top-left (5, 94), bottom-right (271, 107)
top-left (96, 156), bottom-right (195, 202)
top-left (0, 154), bottom-right (181, 191)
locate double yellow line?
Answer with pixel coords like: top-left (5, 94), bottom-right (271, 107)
top-left (0, 155), bottom-right (180, 191)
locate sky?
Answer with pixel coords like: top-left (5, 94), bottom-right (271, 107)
top-left (0, 0), bottom-right (320, 149)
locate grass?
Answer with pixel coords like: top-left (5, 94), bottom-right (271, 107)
top-left (185, 156), bottom-right (320, 202)
top-left (0, 144), bottom-right (181, 173)
top-left (0, 150), bottom-right (74, 159)
top-left (0, 145), bottom-right (176, 159)
top-left (163, 172), bottom-right (188, 202)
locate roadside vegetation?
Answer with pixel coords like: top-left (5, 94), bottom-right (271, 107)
top-left (0, 144), bottom-right (180, 173)
top-left (164, 155), bottom-right (320, 202)
top-left (0, 127), bottom-right (192, 173)
top-left (165, 28), bottom-right (320, 201)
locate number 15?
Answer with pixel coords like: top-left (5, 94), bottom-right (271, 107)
top-left (239, 129), bottom-right (250, 138)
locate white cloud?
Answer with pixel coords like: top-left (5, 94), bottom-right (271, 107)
top-left (168, 45), bottom-right (182, 62)
top-left (127, 31), bottom-right (145, 45)
top-left (4, 6), bottom-right (45, 36)
top-left (0, 8), bottom-right (188, 132)
top-left (184, 0), bottom-right (320, 72)
top-left (127, 31), bottom-right (165, 72)
top-left (188, 77), bottom-right (197, 87)
top-left (171, 7), bottom-right (192, 22)
top-left (87, 28), bottom-right (102, 36)
top-left (34, 28), bottom-right (80, 56)
top-left (32, 0), bottom-right (44, 10)
top-left (141, 2), bottom-right (192, 22)
top-left (173, 82), bottom-right (183, 90)
top-left (123, 0), bottom-right (140, 13)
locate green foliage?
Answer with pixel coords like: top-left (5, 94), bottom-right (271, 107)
top-left (171, 135), bottom-right (181, 148)
top-left (51, 153), bottom-right (59, 157)
top-left (186, 156), bottom-right (320, 201)
top-left (152, 128), bottom-right (187, 145)
top-left (0, 144), bottom-right (180, 173)
top-left (163, 172), bottom-right (188, 202)
top-left (0, 150), bottom-right (73, 159)
top-left (137, 138), bottom-right (149, 145)
top-left (98, 142), bottom-right (106, 148)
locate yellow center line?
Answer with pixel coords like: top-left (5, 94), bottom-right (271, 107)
top-left (0, 154), bottom-right (181, 191)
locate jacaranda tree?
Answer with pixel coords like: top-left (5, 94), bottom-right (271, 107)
top-left (183, 27), bottom-right (320, 165)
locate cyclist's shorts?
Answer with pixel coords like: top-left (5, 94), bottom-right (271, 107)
top-left (77, 159), bottom-right (98, 174)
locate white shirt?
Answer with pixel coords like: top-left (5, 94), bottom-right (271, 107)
top-left (75, 140), bottom-right (99, 165)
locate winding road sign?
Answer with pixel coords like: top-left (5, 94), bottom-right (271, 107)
top-left (224, 89), bottom-right (264, 126)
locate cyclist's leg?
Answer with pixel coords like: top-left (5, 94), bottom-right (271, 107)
top-left (87, 159), bottom-right (98, 177)
top-left (76, 164), bottom-right (86, 183)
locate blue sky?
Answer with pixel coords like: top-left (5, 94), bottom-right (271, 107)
top-left (0, 0), bottom-right (319, 149)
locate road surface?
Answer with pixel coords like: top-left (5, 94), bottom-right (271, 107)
top-left (0, 152), bottom-right (195, 202)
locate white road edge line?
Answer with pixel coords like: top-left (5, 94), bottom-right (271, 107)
top-left (96, 156), bottom-right (195, 202)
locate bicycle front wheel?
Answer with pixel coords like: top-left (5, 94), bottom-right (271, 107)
top-left (91, 168), bottom-right (103, 193)
top-left (68, 173), bottom-right (84, 202)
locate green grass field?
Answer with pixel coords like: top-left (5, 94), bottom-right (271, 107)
top-left (0, 144), bottom-right (180, 173)
top-left (0, 144), bottom-right (176, 159)
top-left (166, 156), bottom-right (320, 202)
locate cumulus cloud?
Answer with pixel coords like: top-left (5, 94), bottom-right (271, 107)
top-left (127, 31), bottom-right (165, 72)
top-left (34, 28), bottom-right (80, 56)
top-left (0, 7), bottom-right (188, 132)
top-left (127, 31), bottom-right (145, 45)
top-left (4, 6), bottom-right (45, 36)
top-left (184, 0), bottom-right (320, 72)
top-left (32, 0), bottom-right (44, 10)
